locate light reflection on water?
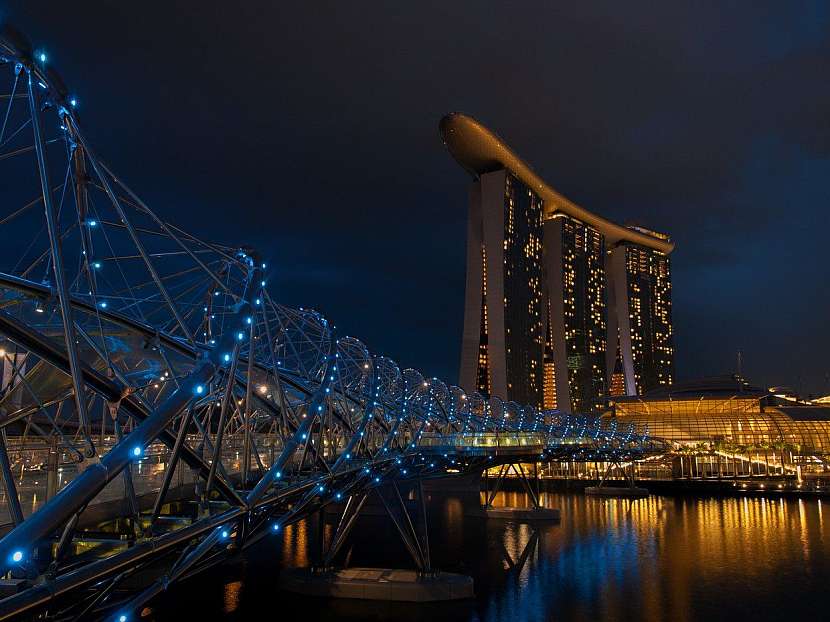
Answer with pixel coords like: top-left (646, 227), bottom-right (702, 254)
top-left (222, 581), bottom-right (241, 614)
top-left (149, 491), bottom-right (830, 621)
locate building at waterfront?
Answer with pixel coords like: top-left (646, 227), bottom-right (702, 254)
top-left (608, 237), bottom-right (674, 395)
top-left (544, 214), bottom-right (607, 413)
top-left (459, 169), bottom-right (546, 407)
top-left (441, 113), bottom-right (674, 413)
top-left (610, 375), bottom-right (830, 477)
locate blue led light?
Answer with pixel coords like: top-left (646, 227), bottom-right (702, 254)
top-left (39, 52), bottom-right (46, 62)
top-left (272, 523), bottom-right (280, 531)
top-left (92, 261), bottom-right (101, 269)
top-left (335, 492), bottom-right (342, 500)
top-left (246, 316), bottom-right (252, 324)
top-left (237, 331), bottom-right (244, 340)
top-left (132, 446), bottom-right (142, 457)
top-left (11, 550), bottom-right (23, 563)
top-left (275, 470), bottom-right (282, 478)
top-left (88, 220), bottom-right (97, 227)
top-left (223, 353), bottom-right (231, 362)
top-left (70, 98), bottom-right (77, 107)
top-left (119, 616), bottom-right (127, 622)
top-left (221, 530), bottom-right (229, 539)
top-left (195, 384), bottom-right (204, 395)
top-left (99, 301), bottom-right (108, 308)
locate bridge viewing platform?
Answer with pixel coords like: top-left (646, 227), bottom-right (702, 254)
top-left (418, 432), bottom-right (546, 457)
top-left (418, 429), bottom-right (667, 460)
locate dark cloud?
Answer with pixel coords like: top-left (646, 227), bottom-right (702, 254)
top-left (5, 1), bottom-right (829, 393)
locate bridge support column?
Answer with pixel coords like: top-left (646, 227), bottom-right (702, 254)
top-left (471, 461), bottom-right (560, 521)
top-left (316, 492), bottom-right (368, 571)
top-left (585, 460), bottom-right (649, 498)
top-left (280, 480), bottom-right (474, 601)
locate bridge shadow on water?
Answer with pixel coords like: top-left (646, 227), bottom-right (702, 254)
top-left (143, 490), bottom-right (830, 622)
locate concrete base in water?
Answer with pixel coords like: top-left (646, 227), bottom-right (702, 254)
top-left (584, 486), bottom-right (649, 498)
top-left (467, 505), bottom-right (560, 521)
top-left (279, 567), bottom-right (474, 602)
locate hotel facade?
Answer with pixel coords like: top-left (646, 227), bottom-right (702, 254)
top-left (442, 113), bottom-right (675, 413)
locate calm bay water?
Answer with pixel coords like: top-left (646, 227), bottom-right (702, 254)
top-left (147, 491), bottom-right (830, 621)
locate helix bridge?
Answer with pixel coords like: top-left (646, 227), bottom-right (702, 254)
top-left (0, 24), bottom-right (666, 620)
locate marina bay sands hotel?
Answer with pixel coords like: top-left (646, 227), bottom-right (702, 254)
top-left (441, 113), bottom-right (674, 414)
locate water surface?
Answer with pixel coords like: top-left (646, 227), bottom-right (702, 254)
top-left (148, 491), bottom-right (830, 621)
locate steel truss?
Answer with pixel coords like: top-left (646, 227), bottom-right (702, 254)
top-left (0, 25), bottom-right (665, 621)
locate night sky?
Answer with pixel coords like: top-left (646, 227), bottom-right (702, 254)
top-left (4, 2), bottom-right (829, 395)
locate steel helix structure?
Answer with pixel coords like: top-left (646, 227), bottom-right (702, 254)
top-left (0, 25), bottom-right (662, 620)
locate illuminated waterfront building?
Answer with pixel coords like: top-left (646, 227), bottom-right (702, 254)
top-left (544, 215), bottom-right (607, 413)
top-left (458, 168), bottom-right (545, 407)
top-left (442, 112), bottom-right (674, 412)
top-left (610, 375), bottom-right (830, 476)
top-left (608, 238), bottom-right (674, 395)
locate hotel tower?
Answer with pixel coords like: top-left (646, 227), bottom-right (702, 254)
top-left (442, 113), bottom-right (675, 413)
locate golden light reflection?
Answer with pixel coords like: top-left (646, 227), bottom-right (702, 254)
top-left (486, 491), bottom-right (830, 622)
top-left (281, 519), bottom-right (309, 568)
top-left (222, 580), bottom-right (242, 614)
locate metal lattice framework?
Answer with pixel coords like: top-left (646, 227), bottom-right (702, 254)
top-left (0, 25), bottom-right (664, 620)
